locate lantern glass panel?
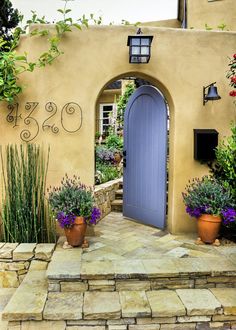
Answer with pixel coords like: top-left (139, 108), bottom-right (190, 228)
top-left (141, 47), bottom-right (149, 55)
top-left (131, 56), bottom-right (139, 63)
top-left (131, 46), bottom-right (140, 55)
top-left (131, 38), bottom-right (141, 46)
top-left (140, 57), bottom-right (148, 63)
top-left (141, 38), bottom-right (150, 46)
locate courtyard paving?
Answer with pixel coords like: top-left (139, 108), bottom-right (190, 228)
top-left (82, 212), bottom-right (236, 262)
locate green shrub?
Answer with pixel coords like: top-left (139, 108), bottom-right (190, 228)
top-left (0, 144), bottom-right (56, 243)
top-left (95, 162), bottom-right (121, 184)
top-left (105, 134), bottom-right (123, 151)
top-left (209, 124), bottom-right (236, 199)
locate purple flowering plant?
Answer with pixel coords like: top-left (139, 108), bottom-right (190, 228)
top-left (182, 176), bottom-right (235, 222)
top-left (48, 174), bottom-right (101, 229)
top-left (95, 146), bottom-right (115, 164)
top-left (222, 208), bottom-right (236, 227)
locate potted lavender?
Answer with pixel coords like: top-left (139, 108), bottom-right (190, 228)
top-left (48, 174), bottom-right (100, 247)
top-left (182, 176), bottom-right (235, 245)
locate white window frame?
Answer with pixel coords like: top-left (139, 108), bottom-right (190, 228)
top-left (99, 103), bottom-right (117, 134)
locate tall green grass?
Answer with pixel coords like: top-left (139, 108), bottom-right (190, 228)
top-left (0, 144), bottom-right (56, 243)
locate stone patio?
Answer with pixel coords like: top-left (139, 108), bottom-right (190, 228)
top-left (2, 212), bottom-right (236, 329)
top-left (81, 212), bottom-right (236, 261)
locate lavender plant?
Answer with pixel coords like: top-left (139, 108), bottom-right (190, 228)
top-left (96, 146), bottom-right (115, 164)
top-left (48, 174), bottom-right (100, 228)
top-left (182, 176), bottom-right (235, 221)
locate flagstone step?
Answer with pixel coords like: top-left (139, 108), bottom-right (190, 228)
top-left (115, 189), bottom-right (123, 199)
top-left (3, 287), bottom-right (236, 329)
top-left (46, 244), bottom-right (236, 291)
top-left (111, 199), bottom-right (123, 212)
top-left (2, 269), bottom-right (47, 321)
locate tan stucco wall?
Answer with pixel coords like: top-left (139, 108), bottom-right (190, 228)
top-left (141, 19), bottom-right (181, 29)
top-left (0, 25), bottom-right (235, 234)
top-left (187, 0), bottom-right (236, 30)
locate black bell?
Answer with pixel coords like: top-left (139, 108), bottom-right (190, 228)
top-left (203, 82), bottom-right (221, 105)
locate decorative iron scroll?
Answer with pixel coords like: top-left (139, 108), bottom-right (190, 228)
top-left (20, 102), bottom-right (39, 142)
top-left (61, 102), bottom-right (82, 133)
top-left (42, 102), bottom-right (59, 134)
top-left (5, 101), bottom-right (83, 142)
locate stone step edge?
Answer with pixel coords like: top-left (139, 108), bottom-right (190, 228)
top-left (46, 270), bottom-right (236, 281)
top-left (2, 269), bottom-right (47, 322)
top-left (3, 288), bottom-right (236, 322)
top-left (111, 200), bottom-right (123, 205)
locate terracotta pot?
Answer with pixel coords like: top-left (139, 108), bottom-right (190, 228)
top-left (197, 214), bottom-right (222, 244)
top-left (114, 152), bottom-right (122, 164)
top-left (64, 216), bottom-right (87, 247)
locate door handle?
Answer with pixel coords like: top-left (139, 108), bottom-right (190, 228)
top-left (123, 150), bottom-right (126, 168)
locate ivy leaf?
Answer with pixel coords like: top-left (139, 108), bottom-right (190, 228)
top-left (73, 23), bottom-right (82, 30)
top-left (15, 56), bottom-right (27, 61)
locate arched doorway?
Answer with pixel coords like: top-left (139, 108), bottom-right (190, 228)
top-left (95, 74), bottom-right (170, 229)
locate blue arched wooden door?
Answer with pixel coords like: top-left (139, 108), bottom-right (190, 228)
top-left (123, 85), bottom-right (167, 229)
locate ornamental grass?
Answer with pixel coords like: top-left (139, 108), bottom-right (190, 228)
top-left (0, 144), bottom-right (56, 243)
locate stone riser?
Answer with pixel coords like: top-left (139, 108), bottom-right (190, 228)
top-left (111, 204), bottom-right (123, 212)
top-left (48, 276), bottom-right (236, 292)
top-left (8, 318), bottom-right (236, 330)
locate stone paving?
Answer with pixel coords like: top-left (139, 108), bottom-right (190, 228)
top-left (82, 212), bottom-right (236, 261)
top-left (2, 212), bottom-right (236, 329)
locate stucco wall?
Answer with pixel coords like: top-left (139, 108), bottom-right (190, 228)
top-left (141, 19), bottom-right (181, 29)
top-left (0, 25), bottom-right (235, 234)
top-left (187, 0), bottom-right (236, 30)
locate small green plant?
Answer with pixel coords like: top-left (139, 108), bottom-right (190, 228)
top-left (204, 23), bottom-right (213, 31)
top-left (203, 23), bottom-right (229, 31)
top-left (95, 163), bottom-right (121, 184)
top-left (0, 144), bottom-right (56, 243)
top-left (117, 83), bottom-right (136, 128)
top-left (217, 22), bottom-right (227, 31)
top-left (105, 134), bottom-right (123, 152)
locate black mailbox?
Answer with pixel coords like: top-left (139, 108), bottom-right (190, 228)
top-left (194, 129), bottom-right (218, 161)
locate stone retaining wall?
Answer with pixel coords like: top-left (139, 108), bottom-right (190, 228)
top-left (94, 178), bottom-right (122, 219)
top-left (8, 317), bottom-right (236, 330)
top-left (0, 242), bottom-right (55, 288)
top-left (48, 276), bottom-right (236, 293)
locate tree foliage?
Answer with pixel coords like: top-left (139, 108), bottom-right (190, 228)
top-left (0, 0), bottom-right (20, 50)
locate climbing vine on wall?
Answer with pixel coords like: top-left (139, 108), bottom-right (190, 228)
top-left (117, 83), bottom-right (136, 128)
top-left (0, 0), bottom-right (102, 104)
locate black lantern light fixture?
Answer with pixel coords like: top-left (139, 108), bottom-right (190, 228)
top-left (127, 28), bottom-right (153, 64)
top-left (203, 82), bottom-right (221, 106)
